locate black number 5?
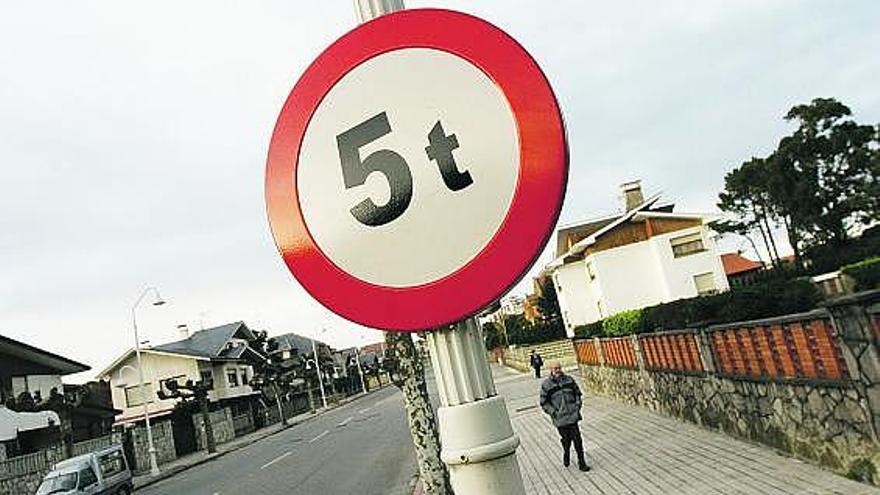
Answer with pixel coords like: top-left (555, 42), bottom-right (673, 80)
top-left (336, 112), bottom-right (413, 227)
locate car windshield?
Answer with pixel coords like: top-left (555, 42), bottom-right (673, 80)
top-left (36, 472), bottom-right (78, 495)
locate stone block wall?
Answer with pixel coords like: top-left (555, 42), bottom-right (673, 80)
top-left (575, 290), bottom-right (880, 485)
top-left (498, 339), bottom-right (577, 372)
top-left (193, 407), bottom-right (235, 451)
top-left (0, 445), bottom-right (64, 495)
top-left (129, 419), bottom-right (176, 473)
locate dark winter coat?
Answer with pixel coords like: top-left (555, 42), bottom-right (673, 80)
top-left (539, 373), bottom-right (582, 427)
top-left (530, 353), bottom-right (544, 369)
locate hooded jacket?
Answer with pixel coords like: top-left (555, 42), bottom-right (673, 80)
top-left (539, 373), bottom-right (582, 427)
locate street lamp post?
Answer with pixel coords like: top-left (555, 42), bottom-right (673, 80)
top-left (308, 338), bottom-right (328, 409)
top-left (354, 346), bottom-right (368, 394)
top-left (132, 286), bottom-right (166, 476)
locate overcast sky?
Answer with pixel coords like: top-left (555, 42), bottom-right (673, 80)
top-left (2, 1), bottom-right (878, 383)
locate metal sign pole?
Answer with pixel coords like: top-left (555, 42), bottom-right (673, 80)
top-left (426, 318), bottom-right (526, 495)
top-left (350, 2), bottom-right (527, 493)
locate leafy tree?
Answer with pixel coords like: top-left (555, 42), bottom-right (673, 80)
top-left (482, 321), bottom-right (504, 351)
top-left (535, 278), bottom-right (563, 324)
top-left (717, 157), bottom-right (782, 266)
top-left (770, 98), bottom-right (879, 249)
top-left (718, 98), bottom-right (878, 268)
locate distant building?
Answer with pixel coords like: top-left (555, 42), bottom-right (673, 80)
top-left (1, 334), bottom-right (116, 455)
top-left (98, 322), bottom-right (265, 426)
top-left (1, 334), bottom-right (89, 405)
top-left (721, 252), bottom-right (765, 287)
top-left (266, 332), bottom-right (336, 389)
top-left (523, 273), bottom-right (552, 323)
top-left (547, 181), bottom-right (729, 336)
top-left (500, 295), bottom-right (525, 316)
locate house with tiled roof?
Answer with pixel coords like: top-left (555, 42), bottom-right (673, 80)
top-left (547, 181), bottom-right (729, 335)
top-left (721, 252), bottom-right (765, 287)
top-left (97, 322), bottom-right (265, 425)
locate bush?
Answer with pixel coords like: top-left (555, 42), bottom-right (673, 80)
top-left (498, 314), bottom-right (566, 347)
top-left (603, 309), bottom-right (643, 336)
top-left (573, 277), bottom-right (822, 338)
top-left (573, 321), bottom-right (604, 338)
top-left (482, 322), bottom-right (504, 351)
top-left (842, 256), bottom-right (880, 291)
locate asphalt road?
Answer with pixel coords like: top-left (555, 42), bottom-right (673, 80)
top-left (136, 385), bottom-right (418, 495)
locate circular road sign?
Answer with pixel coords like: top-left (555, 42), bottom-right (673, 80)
top-left (266, 9), bottom-right (567, 331)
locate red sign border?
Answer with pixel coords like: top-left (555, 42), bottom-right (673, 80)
top-left (266, 9), bottom-right (568, 331)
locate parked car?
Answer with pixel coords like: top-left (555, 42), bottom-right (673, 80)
top-left (35, 444), bottom-right (133, 495)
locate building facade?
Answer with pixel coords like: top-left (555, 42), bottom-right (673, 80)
top-left (98, 322), bottom-right (264, 425)
top-left (548, 182), bottom-right (729, 336)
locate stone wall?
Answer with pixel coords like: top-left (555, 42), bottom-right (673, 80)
top-left (193, 407), bottom-right (235, 451)
top-left (497, 339), bottom-right (577, 372)
top-left (574, 290), bottom-right (880, 485)
top-left (129, 419), bottom-right (176, 473)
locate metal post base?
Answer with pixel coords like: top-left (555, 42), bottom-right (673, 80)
top-left (427, 318), bottom-right (527, 495)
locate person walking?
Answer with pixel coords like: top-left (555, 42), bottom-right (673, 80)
top-left (540, 362), bottom-right (590, 472)
top-left (530, 350), bottom-right (544, 378)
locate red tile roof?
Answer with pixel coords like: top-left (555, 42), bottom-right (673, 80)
top-left (721, 253), bottom-right (764, 276)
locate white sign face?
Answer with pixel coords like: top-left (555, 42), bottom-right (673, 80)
top-left (298, 48), bottom-right (520, 287)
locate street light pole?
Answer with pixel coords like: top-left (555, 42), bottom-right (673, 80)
top-left (309, 338), bottom-right (328, 409)
top-left (132, 286), bottom-right (166, 477)
top-left (354, 345), bottom-right (368, 394)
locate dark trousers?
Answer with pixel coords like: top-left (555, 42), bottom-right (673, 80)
top-left (533, 366), bottom-right (541, 378)
top-left (557, 423), bottom-right (585, 462)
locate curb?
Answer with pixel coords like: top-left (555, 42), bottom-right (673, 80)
top-left (133, 385), bottom-right (393, 491)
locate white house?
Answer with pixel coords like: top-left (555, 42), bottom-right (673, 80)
top-left (97, 322), bottom-right (265, 425)
top-left (548, 181), bottom-right (729, 336)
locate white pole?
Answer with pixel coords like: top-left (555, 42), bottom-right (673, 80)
top-left (132, 289), bottom-right (160, 476)
top-left (354, 346), bottom-right (368, 394)
top-left (426, 318), bottom-right (526, 495)
top-left (352, 3), bottom-right (527, 493)
top-left (311, 338), bottom-right (328, 409)
top-left (353, 0), bottom-right (404, 23)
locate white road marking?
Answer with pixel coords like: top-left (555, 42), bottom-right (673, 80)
top-left (308, 430), bottom-right (329, 444)
top-left (358, 407), bottom-right (372, 414)
top-left (260, 451), bottom-right (291, 470)
top-left (337, 416), bottom-right (354, 427)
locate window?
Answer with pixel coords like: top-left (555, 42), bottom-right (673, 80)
top-left (227, 370), bottom-right (239, 387)
top-left (586, 262), bottom-right (596, 281)
top-left (200, 370), bottom-right (213, 387)
top-left (98, 449), bottom-right (126, 477)
top-left (78, 467), bottom-right (98, 489)
top-left (124, 384), bottom-right (154, 408)
top-left (670, 232), bottom-right (706, 258)
top-left (694, 272), bottom-right (717, 295)
top-left (240, 369), bottom-right (248, 386)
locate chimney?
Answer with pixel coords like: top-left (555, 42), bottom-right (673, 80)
top-left (621, 180), bottom-right (644, 211)
top-left (177, 324), bottom-right (190, 340)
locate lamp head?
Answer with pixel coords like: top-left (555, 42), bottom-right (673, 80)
top-left (151, 288), bottom-right (167, 306)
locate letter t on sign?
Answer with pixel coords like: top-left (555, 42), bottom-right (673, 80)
top-left (425, 121), bottom-right (473, 192)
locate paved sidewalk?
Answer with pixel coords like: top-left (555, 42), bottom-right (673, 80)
top-left (495, 365), bottom-right (879, 495)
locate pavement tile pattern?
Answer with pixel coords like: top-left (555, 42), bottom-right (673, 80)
top-left (494, 366), bottom-right (879, 495)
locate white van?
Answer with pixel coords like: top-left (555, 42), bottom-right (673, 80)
top-left (36, 445), bottom-right (133, 495)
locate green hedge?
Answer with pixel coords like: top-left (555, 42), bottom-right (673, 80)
top-left (573, 277), bottom-right (821, 338)
top-left (842, 256), bottom-right (880, 291)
